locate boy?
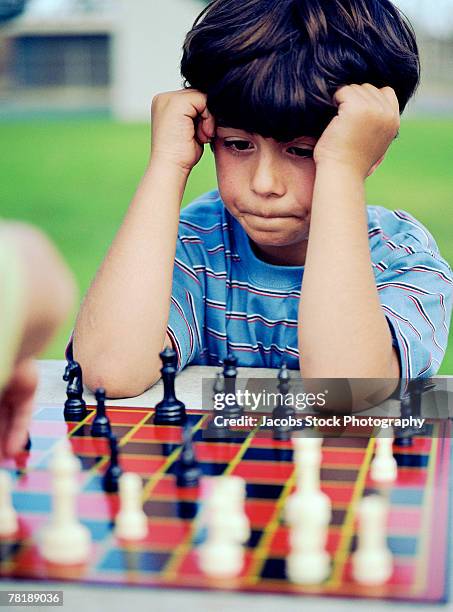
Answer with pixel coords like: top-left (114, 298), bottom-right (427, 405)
top-left (73, 0), bottom-right (453, 402)
top-left (0, 223), bottom-right (75, 459)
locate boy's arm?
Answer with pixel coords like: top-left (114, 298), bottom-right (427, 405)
top-left (298, 84), bottom-right (401, 409)
top-left (73, 90), bottom-right (215, 398)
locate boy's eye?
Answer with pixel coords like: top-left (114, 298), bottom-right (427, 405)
top-left (223, 140), bottom-right (252, 151)
top-left (287, 147), bottom-right (314, 158)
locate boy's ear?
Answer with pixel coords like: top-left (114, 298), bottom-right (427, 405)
top-left (367, 155), bottom-right (385, 177)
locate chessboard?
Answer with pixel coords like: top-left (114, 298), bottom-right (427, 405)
top-left (0, 395), bottom-right (451, 603)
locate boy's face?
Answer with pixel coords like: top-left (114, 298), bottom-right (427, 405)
top-left (212, 127), bottom-right (317, 266)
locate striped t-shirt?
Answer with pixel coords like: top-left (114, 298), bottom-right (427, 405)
top-left (167, 189), bottom-right (453, 380)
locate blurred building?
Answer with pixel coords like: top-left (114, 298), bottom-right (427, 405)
top-left (0, 0), bottom-right (452, 119)
top-left (0, 0), bottom-right (204, 117)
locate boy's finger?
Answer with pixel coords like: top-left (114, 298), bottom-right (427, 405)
top-left (361, 83), bottom-right (388, 110)
top-left (380, 86), bottom-right (400, 113)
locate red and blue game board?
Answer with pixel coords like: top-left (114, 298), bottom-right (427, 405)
top-left (0, 401), bottom-right (451, 603)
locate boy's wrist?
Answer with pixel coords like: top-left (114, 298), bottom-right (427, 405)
top-left (314, 158), bottom-right (367, 185)
top-left (147, 155), bottom-right (192, 183)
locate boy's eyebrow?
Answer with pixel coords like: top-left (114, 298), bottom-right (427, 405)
top-left (215, 126), bottom-right (316, 145)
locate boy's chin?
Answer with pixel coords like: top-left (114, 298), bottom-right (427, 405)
top-left (248, 228), bottom-right (308, 248)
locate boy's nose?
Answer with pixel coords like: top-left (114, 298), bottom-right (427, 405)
top-left (250, 155), bottom-right (286, 198)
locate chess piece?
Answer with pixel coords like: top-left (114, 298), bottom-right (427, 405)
top-left (115, 473), bottom-right (148, 541)
top-left (222, 354), bottom-right (243, 419)
top-left (272, 362), bottom-right (296, 441)
top-left (370, 429), bottom-right (398, 483)
top-left (63, 360), bottom-right (87, 421)
top-left (103, 435), bottom-right (123, 493)
top-left (176, 424), bottom-right (201, 487)
top-left (40, 446), bottom-right (91, 564)
top-left (91, 388), bottom-right (111, 437)
top-left (154, 348), bottom-right (187, 425)
top-left (352, 495), bottom-right (393, 585)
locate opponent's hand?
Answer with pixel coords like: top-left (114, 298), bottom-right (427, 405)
top-left (0, 358), bottom-right (38, 460)
top-left (150, 88), bottom-right (215, 173)
top-left (314, 84), bottom-right (400, 178)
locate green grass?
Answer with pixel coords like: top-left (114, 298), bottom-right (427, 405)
top-left (0, 117), bottom-right (452, 373)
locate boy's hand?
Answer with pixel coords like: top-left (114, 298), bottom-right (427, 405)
top-left (0, 358), bottom-right (38, 460)
top-left (150, 88), bottom-right (215, 173)
top-left (314, 84), bottom-right (400, 178)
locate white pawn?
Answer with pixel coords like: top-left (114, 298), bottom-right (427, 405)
top-left (115, 473), bottom-right (148, 541)
top-left (370, 429), bottom-right (397, 483)
top-left (50, 439), bottom-right (80, 480)
top-left (203, 476), bottom-right (250, 543)
top-left (198, 538), bottom-right (244, 578)
top-left (40, 475), bottom-right (91, 565)
top-left (0, 470), bottom-right (18, 537)
top-left (352, 495), bottom-right (393, 585)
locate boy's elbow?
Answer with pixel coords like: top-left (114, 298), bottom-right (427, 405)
top-left (77, 356), bottom-right (161, 399)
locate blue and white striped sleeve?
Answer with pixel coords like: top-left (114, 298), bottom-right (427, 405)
top-left (376, 250), bottom-right (453, 380)
top-left (166, 236), bottom-right (205, 372)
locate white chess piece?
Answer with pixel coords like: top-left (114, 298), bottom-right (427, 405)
top-left (40, 450), bottom-right (91, 565)
top-left (0, 470), bottom-right (18, 537)
top-left (198, 538), bottom-right (244, 578)
top-left (50, 439), bottom-right (80, 480)
top-left (201, 476), bottom-right (250, 543)
top-left (286, 512), bottom-right (331, 584)
top-left (352, 495), bottom-right (393, 585)
top-left (197, 476), bottom-right (248, 577)
top-left (285, 437), bottom-right (331, 525)
top-left (370, 430), bottom-right (397, 483)
top-left (115, 473), bottom-right (148, 541)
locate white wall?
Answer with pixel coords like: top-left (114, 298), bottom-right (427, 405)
top-left (112, 0), bottom-right (204, 121)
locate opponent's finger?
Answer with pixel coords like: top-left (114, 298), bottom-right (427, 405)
top-left (3, 388), bottom-right (34, 458)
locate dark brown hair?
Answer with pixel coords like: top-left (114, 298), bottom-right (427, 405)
top-left (181, 0), bottom-right (420, 141)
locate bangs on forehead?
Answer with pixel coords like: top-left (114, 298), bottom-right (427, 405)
top-left (182, 0), bottom-right (419, 142)
top-left (206, 52), bottom-right (336, 141)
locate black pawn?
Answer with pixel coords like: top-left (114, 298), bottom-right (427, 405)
top-left (273, 362), bottom-right (296, 441)
top-left (176, 424), bottom-right (201, 487)
top-left (154, 348), bottom-right (187, 425)
top-left (103, 434), bottom-right (122, 493)
top-left (24, 434), bottom-right (32, 452)
top-left (205, 370), bottom-right (231, 439)
top-left (91, 388), bottom-right (111, 437)
top-left (395, 381), bottom-right (421, 447)
top-left (222, 353), bottom-right (242, 419)
top-left (63, 360), bottom-right (87, 421)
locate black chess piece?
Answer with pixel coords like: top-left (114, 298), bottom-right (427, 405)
top-left (24, 434), bottom-right (32, 452)
top-left (222, 353), bottom-right (243, 419)
top-left (63, 360), bottom-right (87, 421)
top-left (272, 362), bottom-right (296, 441)
top-left (394, 378), bottom-right (429, 447)
top-left (176, 424), bottom-right (201, 487)
top-left (91, 388), bottom-right (111, 437)
top-left (205, 370), bottom-right (233, 439)
top-left (154, 348), bottom-right (187, 425)
top-left (103, 434), bottom-right (122, 493)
